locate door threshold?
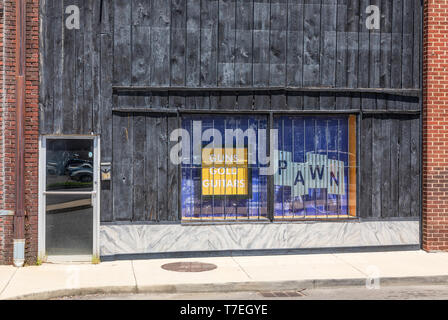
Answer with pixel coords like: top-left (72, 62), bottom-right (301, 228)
top-left (46, 255), bottom-right (93, 264)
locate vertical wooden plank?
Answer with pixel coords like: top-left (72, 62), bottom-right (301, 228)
top-left (377, 0), bottom-right (391, 215)
top-left (358, 0), bottom-right (370, 89)
top-left (53, 0), bottom-right (63, 134)
top-left (253, 0), bottom-right (270, 85)
top-left (287, 92), bottom-right (303, 110)
top-left (253, 0), bottom-right (271, 110)
top-left (92, 0), bottom-right (102, 133)
top-left (133, 92), bottom-right (153, 109)
top-left (368, 0), bottom-right (381, 110)
top-left (133, 114), bottom-right (146, 221)
top-left (380, 117), bottom-right (392, 217)
top-left (335, 0), bottom-right (350, 110)
top-left (81, 0), bottom-right (94, 134)
top-left (360, 115), bottom-right (372, 218)
top-left (346, 0), bottom-right (359, 108)
top-left (100, 33), bottom-right (114, 222)
top-left (410, 116), bottom-right (420, 217)
top-left (113, 0), bottom-right (132, 85)
top-left (235, 0), bottom-right (253, 87)
top-left (74, 0), bottom-right (85, 134)
top-left (237, 91), bottom-right (253, 110)
top-left (401, 0), bottom-right (413, 112)
top-left (270, 0), bottom-right (287, 109)
top-left (398, 117), bottom-right (411, 217)
top-left (132, 26), bottom-right (151, 86)
top-left (269, 0), bottom-right (287, 87)
top-left (186, 0), bottom-right (201, 86)
top-left (112, 113), bottom-right (134, 221)
top-left (371, 116), bottom-right (382, 218)
top-left (358, 0), bottom-right (374, 110)
top-left (150, 0), bottom-right (171, 86)
top-left (157, 117), bottom-right (168, 221)
top-left (389, 116), bottom-right (400, 217)
top-left (303, 93), bottom-right (320, 110)
top-left (368, 0), bottom-right (381, 89)
top-left (152, 92), bottom-right (169, 109)
top-left (200, 0), bottom-right (218, 87)
top-left (186, 92), bottom-right (210, 110)
top-left (303, 0), bottom-right (320, 87)
top-left (303, 0), bottom-right (320, 109)
top-left (254, 92), bottom-right (271, 111)
top-left (171, 0), bottom-right (187, 86)
top-left (100, 0), bottom-right (114, 34)
top-left (390, 0), bottom-right (403, 110)
top-left (234, 0), bottom-right (254, 110)
top-left (132, 0), bottom-right (152, 26)
top-left (145, 115), bottom-right (158, 221)
top-left (62, 0), bottom-right (77, 134)
top-left (402, 0), bottom-right (413, 88)
top-left (286, 0), bottom-right (303, 87)
top-left (270, 91), bottom-right (286, 110)
top-left (218, 0), bottom-right (236, 86)
top-left (170, 0), bottom-right (187, 109)
top-left (39, 0), bottom-right (53, 134)
top-left (216, 91), bottom-right (236, 109)
top-left (286, 0), bottom-right (304, 110)
top-left (320, 0), bottom-right (337, 110)
top-left (413, 0), bottom-right (422, 90)
top-left (169, 92), bottom-right (186, 109)
top-left (378, 0), bottom-right (392, 110)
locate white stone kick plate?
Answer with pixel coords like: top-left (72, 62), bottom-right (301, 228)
top-left (100, 220), bottom-right (420, 256)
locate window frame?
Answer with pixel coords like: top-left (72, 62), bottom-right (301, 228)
top-left (178, 112), bottom-right (360, 223)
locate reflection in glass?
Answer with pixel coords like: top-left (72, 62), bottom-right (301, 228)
top-left (274, 115), bottom-right (357, 219)
top-left (46, 139), bottom-right (94, 191)
top-left (45, 194), bottom-right (93, 255)
top-left (181, 116), bottom-right (269, 221)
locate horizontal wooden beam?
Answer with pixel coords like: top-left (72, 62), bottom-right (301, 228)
top-left (112, 108), bottom-right (420, 116)
top-left (112, 86), bottom-right (422, 97)
top-left (112, 108), bottom-right (362, 115)
top-left (362, 109), bottom-right (421, 115)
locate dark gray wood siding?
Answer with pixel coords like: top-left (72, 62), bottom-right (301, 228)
top-left (39, 0), bottom-right (422, 222)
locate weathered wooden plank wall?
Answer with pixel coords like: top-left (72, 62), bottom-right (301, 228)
top-left (39, 0), bottom-right (422, 223)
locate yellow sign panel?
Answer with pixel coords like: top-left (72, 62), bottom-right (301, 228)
top-left (201, 148), bottom-right (249, 196)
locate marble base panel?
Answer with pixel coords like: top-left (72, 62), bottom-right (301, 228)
top-left (100, 220), bottom-right (420, 256)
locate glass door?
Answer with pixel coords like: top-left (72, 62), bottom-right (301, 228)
top-left (42, 137), bottom-right (98, 256)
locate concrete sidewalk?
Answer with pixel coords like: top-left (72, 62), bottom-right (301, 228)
top-left (1, 250), bottom-right (448, 300)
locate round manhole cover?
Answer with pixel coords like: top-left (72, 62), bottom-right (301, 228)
top-left (161, 262), bottom-right (217, 273)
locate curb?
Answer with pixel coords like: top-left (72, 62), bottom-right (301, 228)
top-left (5, 275), bottom-right (448, 300)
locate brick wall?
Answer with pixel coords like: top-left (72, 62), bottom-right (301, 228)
top-left (0, 0), bottom-right (39, 265)
top-left (423, 0), bottom-right (448, 252)
top-left (0, 216), bottom-right (13, 264)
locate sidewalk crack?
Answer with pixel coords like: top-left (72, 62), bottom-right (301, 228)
top-left (0, 268), bottom-right (19, 297)
top-left (230, 255), bottom-right (252, 280)
top-left (130, 260), bottom-right (138, 294)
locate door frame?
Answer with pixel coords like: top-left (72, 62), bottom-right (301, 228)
top-left (38, 135), bottom-right (101, 262)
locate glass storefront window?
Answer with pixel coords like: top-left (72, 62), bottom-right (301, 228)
top-left (180, 114), bottom-right (357, 222)
top-left (46, 139), bottom-right (94, 191)
top-left (181, 115), bottom-right (268, 221)
top-left (274, 115), bottom-right (357, 219)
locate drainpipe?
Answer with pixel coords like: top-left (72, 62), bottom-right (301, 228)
top-left (13, 0), bottom-right (26, 268)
